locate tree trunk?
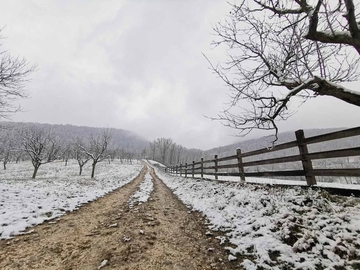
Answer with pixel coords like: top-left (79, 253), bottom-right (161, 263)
top-left (91, 162), bottom-right (96, 178)
top-left (65, 159), bottom-right (68, 166)
top-left (3, 161), bottom-right (6, 170)
top-left (79, 164), bottom-right (83, 176)
top-left (32, 164), bottom-right (40, 179)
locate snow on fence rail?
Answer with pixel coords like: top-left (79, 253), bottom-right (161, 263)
top-left (166, 127), bottom-right (360, 187)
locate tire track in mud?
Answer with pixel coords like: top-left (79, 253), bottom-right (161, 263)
top-left (0, 163), bottom-right (239, 270)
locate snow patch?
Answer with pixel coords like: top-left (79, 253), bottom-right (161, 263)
top-left (127, 172), bottom-right (154, 208)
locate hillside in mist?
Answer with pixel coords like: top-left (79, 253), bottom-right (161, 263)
top-left (0, 121), bottom-right (149, 154)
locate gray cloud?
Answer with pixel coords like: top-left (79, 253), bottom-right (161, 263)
top-left (1, 0), bottom-right (359, 150)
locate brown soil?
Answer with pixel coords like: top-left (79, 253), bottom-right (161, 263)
top-left (0, 163), bottom-right (241, 270)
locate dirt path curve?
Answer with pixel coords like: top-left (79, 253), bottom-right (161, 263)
top-left (0, 163), bottom-right (239, 270)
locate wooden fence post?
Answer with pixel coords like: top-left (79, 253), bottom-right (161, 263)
top-left (180, 164), bottom-right (182, 177)
top-left (295, 129), bottom-right (316, 185)
top-left (201, 158), bottom-right (204, 179)
top-left (214, 155), bottom-right (218, 180)
top-left (185, 163), bottom-right (188, 178)
top-left (192, 161), bottom-right (195, 178)
top-left (236, 148), bottom-right (245, 182)
top-left (175, 165), bottom-right (178, 175)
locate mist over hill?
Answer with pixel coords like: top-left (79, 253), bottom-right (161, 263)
top-left (0, 121), bottom-right (149, 155)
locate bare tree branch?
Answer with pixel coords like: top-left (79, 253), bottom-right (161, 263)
top-left (0, 28), bottom-right (36, 118)
top-left (206, 0), bottom-right (360, 142)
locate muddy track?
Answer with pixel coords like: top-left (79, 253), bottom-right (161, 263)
top-left (0, 163), bottom-right (239, 270)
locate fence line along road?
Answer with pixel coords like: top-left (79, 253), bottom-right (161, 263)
top-left (166, 127), bottom-right (360, 186)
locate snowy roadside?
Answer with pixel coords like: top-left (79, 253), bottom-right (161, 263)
top-left (0, 160), bottom-right (143, 239)
top-left (128, 171), bottom-right (154, 208)
top-left (156, 168), bottom-right (360, 270)
top-left (169, 173), bottom-right (360, 191)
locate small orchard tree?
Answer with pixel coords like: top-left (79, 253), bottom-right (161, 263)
top-left (72, 138), bottom-right (90, 176)
top-left (79, 130), bottom-right (111, 178)
top-left (0, 132), bottom-right (14, 170)
top-left (208, 0), bottom-right (360, 140)
top-left (60, 142), bottom-right (72, 166)
top-left (21, 127), bottom-right (60, 179)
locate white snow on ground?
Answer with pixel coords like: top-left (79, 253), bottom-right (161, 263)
top-left (147, 160), bottom-right (166, 168)
top-left (128, 170), bottom-right (154, 208)
top-left (0, 160), bottom-right (142, 239)
top-left (180, 174), bottom-right (360, 191)
top-left (156, 169), bottom-right (360, 270)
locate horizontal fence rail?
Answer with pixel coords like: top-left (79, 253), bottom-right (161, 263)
top-left (166, 127), bottom-right (360, 186)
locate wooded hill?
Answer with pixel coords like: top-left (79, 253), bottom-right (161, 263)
top-left (0, 121), bottom-right (149, 155)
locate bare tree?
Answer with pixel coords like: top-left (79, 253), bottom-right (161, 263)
top-left (168, 142), bottom-right (177, 165)
top-left (155, 138), bottom-right (174, 165)
top-left (146, 139), bottom-right (171, 164)
top-left (124, 151), bottom-right (134, 164)
top-left (0, 29), bottom-right (36, 118)
top-left (21, 128), bottom-right (60, 179)
top-left (254, 0), bottom-right (360, 53)
top-left (80, 130), bottom-right (111, 178)
top-left (147, 142), bottom-right (157, 160)
top-left (72, 138), bottom-right (90, 176)
top-left (61, 142), bottom-right (72, 166)
top-left (0, 131), bottom-right (13, 170)
top-left (208, 0), bottom-right (360, 141)
top-left (175, 145), bottom-right (185, 164)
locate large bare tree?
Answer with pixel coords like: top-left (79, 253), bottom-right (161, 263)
top-left (155, 138), bottom-right (173, 164)
top-left (208, 0), bottom-right (360, 140)
top-left (0, 29), bottom-right (36, 118)
top-left (79, 130), bottom-right (111, 178)
top-left (72, 138), bottom-right (90, 176)
top-left (21, 127), bottom-right (60, 179)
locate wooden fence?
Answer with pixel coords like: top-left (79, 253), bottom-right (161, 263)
top-left (166, 127), bottom-right (360, 186)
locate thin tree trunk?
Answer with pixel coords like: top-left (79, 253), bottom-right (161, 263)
top-left (91, 162), bottom-right (96, 178)
top-left (79, 164), bottom-right (83, 176)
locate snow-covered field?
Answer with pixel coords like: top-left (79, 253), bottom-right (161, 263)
top-left (156, 168), bottom-right (360, 270)
top-left (0, 160), bottom-right (142, 239)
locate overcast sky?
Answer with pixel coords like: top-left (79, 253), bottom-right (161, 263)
top-left (1, 0), bottom-right (359, 150)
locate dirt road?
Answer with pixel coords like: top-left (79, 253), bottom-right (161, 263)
top-left (0, 164), bottom-right (239, 270)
